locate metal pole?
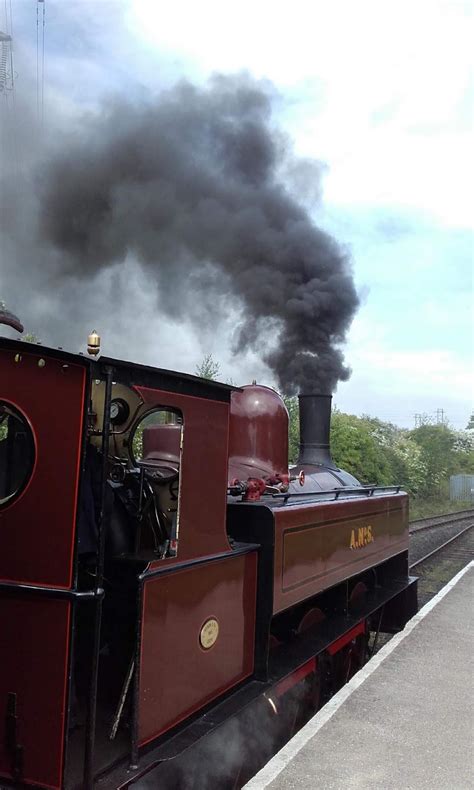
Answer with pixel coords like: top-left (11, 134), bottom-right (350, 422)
top-left (83, 366), bottom-right (113, 789)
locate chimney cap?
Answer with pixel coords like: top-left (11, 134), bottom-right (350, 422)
top-left (298, 392), bottom-right (332, 398)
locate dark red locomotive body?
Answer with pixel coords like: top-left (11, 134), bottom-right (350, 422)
top-left (0, 337), bottom-right (417, 790)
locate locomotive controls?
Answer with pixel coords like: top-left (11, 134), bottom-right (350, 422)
top-left (109, 397), bottom-right (130, 425)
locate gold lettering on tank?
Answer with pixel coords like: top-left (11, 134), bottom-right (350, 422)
top-left (350, 525), bottom-right (374, 549)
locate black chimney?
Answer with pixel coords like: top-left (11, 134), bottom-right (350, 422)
top-left (297, 394), bottom-right (336, 469)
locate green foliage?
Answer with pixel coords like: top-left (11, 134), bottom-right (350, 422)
top-left (408, 424), bottom-right (455, 496)
top-left (282, 395), bottom-right (299, 464)
top-left (0, 402), bottom-right (6, 441)
top-left (195, 354), bottom-right (220, 381)
top-left (330, 412), bottom-right (393, 484)
top-left (132, 422), bottom-right (144, 462)
top-left (281, 393), bottom-right (473, 505)
top-left (389, 435), bottom-right (427, 494)
top-left (409, 496), bottom-right (472, 520)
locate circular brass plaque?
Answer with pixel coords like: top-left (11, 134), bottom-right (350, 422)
top-left (200, 618), bottom-right (219, 650)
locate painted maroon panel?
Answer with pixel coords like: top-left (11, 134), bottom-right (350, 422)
top-left (273, 494), bottom-right (409, 614)
top-left (0, 348), bottom-right (86, 588)
top-left (0, 596), bottom-right (71, 790)
top-left (138, 552), bottom-right (257, 746)
top-left (134, 386), bottom-right (231, 562)
top-left (228, 385), bottom-right (289, 481)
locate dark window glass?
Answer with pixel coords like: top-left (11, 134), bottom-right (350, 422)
top-left (0, 402), bottom-right (35, 507)
top-left (130, 408), bottom-right (183, 558)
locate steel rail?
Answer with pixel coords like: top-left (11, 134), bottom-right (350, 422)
top-left (409, 523), bottom-right (474, 570)
top-left (409, 508), bottom-right (474, 530)
top-left (410, 507), bottom-right (474, 524)
top-left (409, 510), bottom-right (474, 534)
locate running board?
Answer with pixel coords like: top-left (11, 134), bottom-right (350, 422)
top-left (269, 576), bottom-right (418, 683)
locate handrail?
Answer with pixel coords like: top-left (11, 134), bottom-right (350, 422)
top-left (272, 484), bottom-right (402, 504)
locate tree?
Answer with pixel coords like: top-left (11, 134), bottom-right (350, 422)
top-left (390, 435), bottom-right (428, 495)
top-left (409, 424), bottom-right (458, 497)
top-left (466, 412), bottom-right (474, 431)
top-left (195, 354), bottom-right (220, 381)
top-left (282, 395), bottom-right (299, 464)
top-left (330, 411), bottom-right (394, 485)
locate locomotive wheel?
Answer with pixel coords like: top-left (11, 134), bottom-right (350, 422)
top-left (349, 581), bottom-right (368, 611)
top-left (343, 632), bottom-right (369, 682)
top-left (327, 625), bottom-right (369, 693)
top-left (302, 668), bottom-right (322, 716)
top-left (292, 666), bottom-right (323, 736)
top-left (294, 608), bottom-right (326, 716)
top-left (296, 606), bottom-right (326, 634)
top-left (269, 633), bottom-right (282, 650)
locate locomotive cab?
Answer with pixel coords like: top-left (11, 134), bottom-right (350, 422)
top-left (0, 338), bottom-right (258, 790)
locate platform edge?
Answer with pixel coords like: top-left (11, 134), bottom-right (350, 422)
top-left (243, 560), bottom-right (474, 790)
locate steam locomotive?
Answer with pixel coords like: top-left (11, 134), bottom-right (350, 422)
top-left (0, 328), bottom-right (417, 790)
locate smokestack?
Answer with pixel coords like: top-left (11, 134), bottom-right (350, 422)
top-left (297, 394), bottom-right (336, 469)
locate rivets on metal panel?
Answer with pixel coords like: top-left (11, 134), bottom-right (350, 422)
top-left (38, 358), bottom-right (46, 368)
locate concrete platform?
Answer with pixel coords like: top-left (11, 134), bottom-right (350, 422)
top-left (244, 562), bottom-right (474, 790)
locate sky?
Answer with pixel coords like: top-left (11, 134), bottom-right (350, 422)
top-left (0, 0), bottom-right (472, 428)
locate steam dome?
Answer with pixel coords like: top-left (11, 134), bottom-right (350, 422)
top-left (228, 385), bottom-right (288, 483)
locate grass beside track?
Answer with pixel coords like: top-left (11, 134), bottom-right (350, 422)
top-left (409, 498), bottom-right (473, 521)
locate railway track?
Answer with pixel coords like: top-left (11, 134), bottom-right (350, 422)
top-left (409, 510), bottom-right (474, 609)
top-left (409, 519), bottom-right (474, 566)
top-left (369, 511), bottom-right (474, 650)
top-left (409, 509), bottom-right (474, 565)
top-left (409, 507), bottom-right (474, 533)
top-left (410, 523), bottom-right (473, 569)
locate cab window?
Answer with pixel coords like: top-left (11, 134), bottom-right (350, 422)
top-left (130, 408), bottom-right (183, 557)
top-left (0, 402), bottom-right (35, 507)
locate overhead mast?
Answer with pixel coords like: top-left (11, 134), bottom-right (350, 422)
top-left (0, 30), bottom-right (12, 95)
top-left (0, 0), bottom-right (14, 98)
top-left (0, 0), bottom-right (17, 174)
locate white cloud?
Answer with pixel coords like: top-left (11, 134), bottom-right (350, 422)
top-left (336, 313), bottom-right (474, 428)
top-left (129, 0), bottom-right (474, 227)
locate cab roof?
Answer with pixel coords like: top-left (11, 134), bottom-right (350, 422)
top-left (0, 336), bottom-right (240, 403)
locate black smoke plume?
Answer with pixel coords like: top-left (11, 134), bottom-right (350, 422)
top-left (6, 75), bottom-right (359, 394)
